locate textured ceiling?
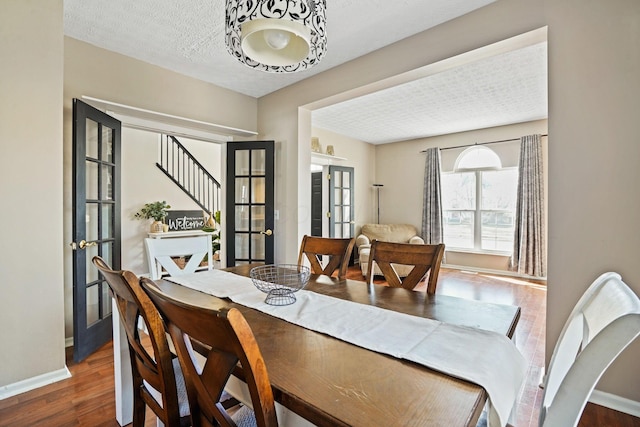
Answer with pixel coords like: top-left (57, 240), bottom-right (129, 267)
top-left (63, 0), bottom-right (495, 98)
top-left (63, 0), bottom-right (547, 144)
top-left (313, 42), bottom-right (548, 144)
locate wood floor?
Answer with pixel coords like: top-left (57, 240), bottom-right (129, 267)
top-left (1, 266), bottom-right (638, 426)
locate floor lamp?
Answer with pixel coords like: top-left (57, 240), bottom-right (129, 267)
top-left (373, 184), bottom-right (383, 224)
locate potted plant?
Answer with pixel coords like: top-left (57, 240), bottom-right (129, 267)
top-left (135, 201), bottom-right (171, 232)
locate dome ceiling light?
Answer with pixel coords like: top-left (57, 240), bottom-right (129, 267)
top-left (226, 0), bottom-right (327, 72)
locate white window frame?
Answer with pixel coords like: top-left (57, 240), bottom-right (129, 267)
top-left (443, 146), bottom-right (518, 255)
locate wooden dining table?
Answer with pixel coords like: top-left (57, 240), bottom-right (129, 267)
top-left (121, 264), bottom-right (521, 427)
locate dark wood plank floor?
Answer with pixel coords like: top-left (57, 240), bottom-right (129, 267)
top-left (0, 266), bottom-right (638, 426)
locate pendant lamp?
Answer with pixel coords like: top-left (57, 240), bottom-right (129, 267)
top-left (225, 0), bottom-right (327, 72)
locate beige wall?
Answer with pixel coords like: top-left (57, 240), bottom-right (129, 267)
top-left (311, 127), bottom-right (377, 233)
top-left (62, 39), bottom-right (256, 340)
top-left (63, 38), bottom-right (257, 133)
top-left (259, 0), bottom-right (640, 404)
top-left (259, 0), bottom-right (546, 263)
top-left (3, 0), bottom-right (639, 410)
top-left (375, 120), bottom-right (548, 273)
top-left (545, 0), bottom-right (640, 399)
top-left (0, 0), bottom-right (66, 386)
top-left (120, 130), bottom-right (222, 276)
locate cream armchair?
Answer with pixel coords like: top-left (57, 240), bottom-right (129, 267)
top-left (356, 223), bottom-right (424, 277)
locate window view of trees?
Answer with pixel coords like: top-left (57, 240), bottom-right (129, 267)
top-left (442, 147), bottom-right (518, 253)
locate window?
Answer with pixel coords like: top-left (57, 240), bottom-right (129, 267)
top-left (442, 146), bottom-right (518, 253)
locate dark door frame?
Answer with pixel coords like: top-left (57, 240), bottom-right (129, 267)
top-left (72, 98), bottom-right (121, 362)
top-left (225, 140), bottom-right (275, 266)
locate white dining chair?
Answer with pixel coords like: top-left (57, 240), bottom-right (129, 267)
top-left (145, 236), bottom-right (212, 280)
top-left (537, 271), bottom-right (640, 427)
top-left (476, 271), bottom-right (640, 427)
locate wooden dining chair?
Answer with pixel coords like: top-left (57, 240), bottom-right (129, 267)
top-left (145, 235), bottom-right (212, 280)
top-left (91, 256), bottom-right (190, 427)
top-left (297, 235), bottom-right (356, 280)
top-left (366, 240), bottom-right (445, 293)
top-left (141, 277), bottom-right (278, 427)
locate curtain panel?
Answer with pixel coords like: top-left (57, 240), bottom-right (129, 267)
top-left (421, 148), bottom-right (443, 244)
top-left (511, 134), bottom-right (546, 277)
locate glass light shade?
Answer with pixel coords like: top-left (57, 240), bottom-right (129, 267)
top-left (263, 29), bottom-right (291, 50)
top-left (226, 0), bottom-right (327, 72)
top-left (241, 18), bottom-right (311, 66)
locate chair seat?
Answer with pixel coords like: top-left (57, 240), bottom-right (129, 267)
top-left (144, 357), bottom-right (190, 419)
top-left (232, 405), bottom-right (257, 427)
top-left (173, 358), bottom-right (190, 417)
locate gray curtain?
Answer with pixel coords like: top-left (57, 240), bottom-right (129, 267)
top-left (421, 148), bottom-right (443, 244)
top-left (511, 134), bottom-right (546, 277)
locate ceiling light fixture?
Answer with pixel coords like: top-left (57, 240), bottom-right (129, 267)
top-left (225, 0), bottom-right (327, 73)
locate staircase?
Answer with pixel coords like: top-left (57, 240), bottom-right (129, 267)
top-left (156, 135), bottom-right (221, 216)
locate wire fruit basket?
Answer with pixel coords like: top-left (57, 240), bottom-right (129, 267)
top-left (250, 264), bottom-right (310, 306)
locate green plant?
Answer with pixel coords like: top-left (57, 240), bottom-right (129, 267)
top-left (134, 201), bottom-right (171, 221)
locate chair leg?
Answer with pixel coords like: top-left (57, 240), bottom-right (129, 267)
top-left (132, 391), bottom-right (146, 427)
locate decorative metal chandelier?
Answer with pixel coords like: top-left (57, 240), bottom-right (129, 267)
top-left (225, 0), bottom-right (327, 73)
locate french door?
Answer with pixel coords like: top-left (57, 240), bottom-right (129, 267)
top-left (328, 165), bottom-right (355, 239)
top-left (72, 99), bottom-right (121, 362)
top-left (225, 141), bottom-right (275, 266)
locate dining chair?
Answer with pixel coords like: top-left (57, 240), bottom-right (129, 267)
top-left (537, 271), bottom-right (640, 427)
top-left (141, 277), bottom-right (278, 427)
top-left (145, 235), bottom-right (212, 280)
top-left (475, 271), bottom-right (640, 427)
top-left (297, 235), bottom-right (356, 280)
top-left (91, 256), bottom-right (190, 427)
top-left (366, 240), bottom-right (445, 293)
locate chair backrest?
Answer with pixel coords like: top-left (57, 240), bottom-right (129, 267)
top-left (540, 272), bottom-right (640, 427)
top-left (366, 240), bottom-right (445, 293)
top-left (91, 256), bottom-right (184, 426)
top-left (145, 235), bottom-right (212, 280)
top-left (297, 235), bottom-right (356, 280)
top-left (141, 277), bottom-right (278, 427)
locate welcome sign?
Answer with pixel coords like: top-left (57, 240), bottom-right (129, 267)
top-left (166, 210), bottom-right (206, 231)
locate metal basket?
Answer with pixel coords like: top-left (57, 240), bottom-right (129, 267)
top-left (250, 264), bottom-right (310, 305)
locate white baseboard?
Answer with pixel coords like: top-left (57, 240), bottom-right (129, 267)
top-left (65, 336), bottom-right (74, 348)
top-left (0, 367), bottom-right (71, 400)
top-left (590, 389), bottom-right (640, 418)
top-left (442, 263), bottom-right (546, 282)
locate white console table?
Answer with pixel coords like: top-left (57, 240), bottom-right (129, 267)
top-left (148, 229), bottom-right (214, 239)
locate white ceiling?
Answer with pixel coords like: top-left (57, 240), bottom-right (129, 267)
top-left (63, 0), bottom-right (547, 145)
top-left (313, 41), bottom-right (547, 144)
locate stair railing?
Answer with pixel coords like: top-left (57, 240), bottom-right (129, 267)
top-left (156, 135), bottom-right (221, 216)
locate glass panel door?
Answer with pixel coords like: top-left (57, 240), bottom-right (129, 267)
top-left (328, 166), bottom-right (354, 239)
top-left (72, 99), bottom-right (121, 362)
top-left (226, 141), bottom-right (275, 266)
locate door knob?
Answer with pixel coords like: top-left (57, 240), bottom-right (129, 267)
top-left (260, 229), bottom-right (273, 236)
top-left (71, 239), bottom-right (98, 250)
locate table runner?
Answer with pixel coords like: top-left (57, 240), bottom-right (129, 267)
top-left (166, 269), bottom-right (526, 427)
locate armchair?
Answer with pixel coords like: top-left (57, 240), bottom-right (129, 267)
top-left (356, 223), bottom-right (425, 277)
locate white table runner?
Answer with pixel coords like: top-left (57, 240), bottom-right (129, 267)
top-left (166, 269), bottom-right (526, 427)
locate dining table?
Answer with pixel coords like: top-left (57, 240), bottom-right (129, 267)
top-left (112, 264), bottom-right (522, 427)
